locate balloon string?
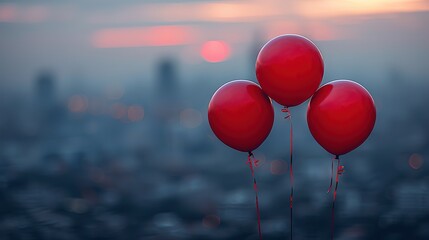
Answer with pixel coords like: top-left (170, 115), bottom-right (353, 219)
top-left (327, 156), bottom-right (335, 193)
top-left (330, 155), bottom-right (344, 240)
top-left (282, 106), bottom-right (293, 240)
top-left (247, 151), bottom-right (263, 240)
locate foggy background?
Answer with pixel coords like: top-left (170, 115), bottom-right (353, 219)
top-left (1, 0), bottom-right (429, 239)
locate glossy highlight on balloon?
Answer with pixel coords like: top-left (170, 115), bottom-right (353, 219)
top-left (208, 80), bottom-right (274, 152)
top-left (307, 80), bottom-right (376, 156)
top-left (256, 34), bottom-right (324, 107)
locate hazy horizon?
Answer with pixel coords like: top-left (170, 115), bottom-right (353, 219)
top-left (1, 1), bottom-right (429, 96)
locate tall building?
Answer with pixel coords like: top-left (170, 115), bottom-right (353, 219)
top-left (153, 58), bottom-right (182, 153)
top-left (36, 70), bottom-right (55, 107)
top-left (34, 70), bottom-right (59, 130)
top-left (158, 59), bottom-right (176, 94)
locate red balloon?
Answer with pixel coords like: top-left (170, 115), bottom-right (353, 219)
top-left (307, 80), bottom-right (376, 156)
top-left (256, 34), bottom-right (324, 107)
top-left (208, 80), bottom-right (274, 152)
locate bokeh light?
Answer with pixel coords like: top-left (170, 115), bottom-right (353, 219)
top-left (180, 108), bottom-right (202, 128)
top-left (127, 105), bottom-right (144, 122)
top-left (408, 153), bottom-right (424, 170)
top-left (0, 4), bottom-right (16, 22)
top-left (68, 95), bottom-right (88, 113)
top-left (200, 40), bottom-right (230, 63)
top-left (270, 160), bottom-right (287, 175)
top-left (111, 103), bottom-right (127, 119)
top-left (202, 214), bottom-right (220, 228)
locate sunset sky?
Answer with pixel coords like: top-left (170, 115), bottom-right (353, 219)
top-left (1, 0), bottom-right (429, 91)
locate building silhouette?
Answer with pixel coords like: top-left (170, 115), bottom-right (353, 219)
top-left (153, 58), bottom-right (182, 154)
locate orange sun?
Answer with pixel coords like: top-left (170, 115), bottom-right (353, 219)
top-left (200, 40), bottom-right (230, 63)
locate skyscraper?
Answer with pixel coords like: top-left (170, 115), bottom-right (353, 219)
top-left (34, 70), bottom-right (59, 130)
top-left (36, 70), bottom-right (55, 107)
top-left (153, 58), bottom-right (182, 153)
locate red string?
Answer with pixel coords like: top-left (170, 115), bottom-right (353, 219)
top-left (282, 107), bottom-right (293, 240)
top-left (330, 155), bottom-right (344, 240)
top-left (327, 156), bottom-right (335, 193)
top-left (247, 151), bottom-right (263, 240)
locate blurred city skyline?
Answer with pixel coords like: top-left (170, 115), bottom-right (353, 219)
top-left (1, 1), bottom-right (429, 239)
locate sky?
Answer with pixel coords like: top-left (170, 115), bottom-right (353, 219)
top-left (1, 0), bottom-right (429, 93)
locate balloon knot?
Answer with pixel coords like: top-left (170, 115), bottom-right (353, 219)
top-left (247, 153), bottom-right (260, 168)
top-left (281, 107), bottom-right (291, 119)
top-left (337, 165), bottom-right (345, 175)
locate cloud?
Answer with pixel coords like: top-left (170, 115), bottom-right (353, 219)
top-left (0, 4), bottom-right (50, 23)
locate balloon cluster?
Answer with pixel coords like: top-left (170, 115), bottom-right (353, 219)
top-left (208, 34), bottom-right (376, 240)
